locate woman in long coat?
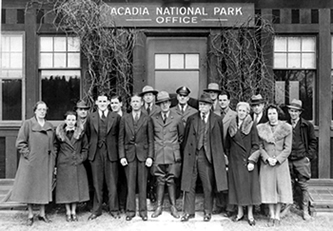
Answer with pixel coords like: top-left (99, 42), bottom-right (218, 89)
top-left (11, 101), bottom-right (56, 226)
top-left (226, 102), bottom-right (260, 226)
top-left (55, 111), bottom-right (89, 222)
top-left (249, 104), bottom-right (293, 227)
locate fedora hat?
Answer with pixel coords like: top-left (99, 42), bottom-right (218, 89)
top-left (198, 93), bottom-right (213, 104)
top-left (287, 99), bottom-right (303, 111)
top-left (156, 91), bottom-right (171, 104)
top-left (75, 100), bottom-right (90, 110)
top-left (176, 86), bottom-right (191, 96)
top-left (203, 83), bottom-right (221, 93)
top-left (139, 85), bottom-right (158, 97)
top-left (250, 94), bottom-right (265, 105)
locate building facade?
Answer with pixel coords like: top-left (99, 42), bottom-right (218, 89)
top-left (1, 0), bottom-right (332, 178)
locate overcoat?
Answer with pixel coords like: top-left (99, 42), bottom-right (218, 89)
top-left (181, 112), bottom-right (228, 192)
top-left (226, 115), bottom-right (261, 206)
top-left (142, 104), bottom-right (160, 117)
top-left (170, 104), bottom-right (198, 127)
top-left (249, 121), bottom-right (293, 204)
top-left (55, 123), bottom-right (89, 204)
top-left (222, 107), bottom-right (237, 141)
top-left (151, 111), bottom-right (184, 177)
top-left (11, 117), bottom-right (56, 204)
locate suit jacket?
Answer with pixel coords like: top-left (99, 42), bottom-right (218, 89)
top-left (251, 112), bottom-right (268, 125)
top-left (86, 111), bottom-right (121, 162)
top-left (142, 103), bottom-right (160, 117)
top-left (170, 104), bottom-right (198, 127)
top-left (152, 110), bottom-right (184, 164)
top-left (118, 111), bottom-right (154, 162)
top-left (222, 107), bottom-right (237, 142)
top-left (181, 112), bottom-right (228, 192)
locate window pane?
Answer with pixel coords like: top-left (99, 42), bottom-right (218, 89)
top-left (274, 37), bottom-right (287, 52)
top-left (302, 53), bottom-right (316, 68)
top-left (68, 53), bottom-right (80, 68)
top-left (155, 54), bottom-right (169, 69)
top-left (68, 37), bottom-right (80, 52)
top-left (41, 70), bottom-right (80, 120)
top-left (2, 79), bottom-right (22, 120)
top-left (54, 53), bottom-right (66, 68)
top-left (288, 53), bottom-right (301, 68)
top-left (274, 53), bottom-right (287, 68)
top-left (10, 53), bottom-right (23, 68)
top-left (1, 53), bottom-right (10, 68)
top-left (274, 70), bottom-right (314, 120)
top-left (1, 36), bottom-right (10, 52)
top-left (170, 54), bottom-right (184, 69)
top-left (40, 53), bottom-right (53, 68)
top-left (302, 37), bottom-right (316, 52)
top-left (10, 36), bottom-right (23, 52)
top-left (40, 37), bottom-right (53, 52)
top-left (288, 37), bottom-right (301, 52)
top-left (54, 37), bottom-right (66, 52)
top-left (185, 54), bottom-right (199, 69)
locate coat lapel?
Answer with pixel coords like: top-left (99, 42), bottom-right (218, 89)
top-left (107, 112), bottom-right (116, 134)
top-left (92, 112), bottom-right (99, 133)
top-left (135, 113), bottom-right (146, 132)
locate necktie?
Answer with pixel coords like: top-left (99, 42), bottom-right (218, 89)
top-left (163, 113), bottom-right (167, 123)
top-left (221, 110), bottom-right (226, 119)
top-left (134, 112), bottom-right (139, 122)
top-left (102, 111), bottom-right (106, 119)
top-left (181, 105), bottom-right (185, 114)
top-left (202, 113), bottom-right (206, 123)
top-left (292, 120), bottom-right (296, 128)
top-left (147, 103), bottom-right (151, 115)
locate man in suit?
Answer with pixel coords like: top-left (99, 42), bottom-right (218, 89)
top-left (171, 86), bottom-right (198, 126)
top-left (213, 90), bottom-right (237, 216)
top-left (139, 85), bottom-right (159, 202)
top-left (181, 93), bottom-right (228, 222)
top-left (203, 83), bottom-right (222, 115)
top-left (151, 91), bottom-right (184, 219)
top-left (118, 93), bottom-right (154, 221)
top-left (250, 94), bottom-right (268, 125)
top-left (86, 94), bottom-right (121, 220)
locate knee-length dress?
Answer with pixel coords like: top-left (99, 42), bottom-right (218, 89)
top-left (250, 121), bottom-right (293, 204)
top-left (55, 123), bottom-right (89, 204)
top-left (226, 115), bottom-right (261, 206)
top-left (11, 117), bottom-right (56, 204)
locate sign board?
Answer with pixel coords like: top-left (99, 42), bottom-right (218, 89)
top-left (101, 3), bottom-right (255, 28)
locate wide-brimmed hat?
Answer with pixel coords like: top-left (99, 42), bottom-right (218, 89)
top-left (74, 100), bottom-right (90, 110)
top-left (250, 94), bottom-right (265, 105)
top-left (198, 93), bottom-right (213, 104)
top-left (156, 91), bottom-right (171, 104)
top-left (203, 83), bottom-right (221, 93)
top-left (176, 86), bottom-right (191, 96)
top-left (287, 99), bottom-right (303, 111)
top-left (139, 85), bottom-right (158, 97)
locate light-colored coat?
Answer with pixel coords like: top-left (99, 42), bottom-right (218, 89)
top-left (222, 107), bottom-right (237, 141)
top-left (170, 104), bottom-right (198, 127)
top-left (55, 123), bottom-right (89, 204)
top-left (11, 117), bottom-right (56, 204)
top-left (249, 121), bottom-right (293, 204)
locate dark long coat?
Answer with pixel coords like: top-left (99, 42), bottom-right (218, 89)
top-left (181, 112), bottom-right (228, 192)
top-left (55, 123), bottom-right (89, 204)
top-left (226, 115), bottom-right (261, 206)
top-left (11, 117), bottom-right (56, 204)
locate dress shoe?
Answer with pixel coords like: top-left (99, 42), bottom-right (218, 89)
top-left (232, 215), bottom-right (244, 222)
top-left (71, 214), bottom-right (78, 221)
top-left (170, 205), bottom-right (180, 219)
top-left (110, 212), bottom-right (121, 219)
top-left (87, 214), bottom-right (99, 221)
top-left (141, 215), bottom-right (148, 221)
top-left (212, 207), bottom-right (224, 215)
top-left (203, 213), bottom-right (211, 222)
top-left (223, 211), bottom-right (234, 218)
top-left (125, 216), bottom-right (133, 221)
top-left (26, 217), bottom-right (34, 226)
top-left (66, 214), bottom-right (72, 222)
top-left (151, 206), bottom-right (163, 218)
top-left (248, 218), bottom-right (256, 226)
top-left (37, 215), bottom-right (51, 223)
top-left (180, 213), bottom-right (195, 222)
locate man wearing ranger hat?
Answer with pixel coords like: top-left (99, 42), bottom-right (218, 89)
top-left (171, 86), bottom-right (198, 126)
top-left (181, 93), bottom-right (228, 222)
top-left (151, 91), bottom-right (184, 219)
top-left (286, 99), bottom-right (317, 220)
top-left (204, 83), bottom-right (222, 115)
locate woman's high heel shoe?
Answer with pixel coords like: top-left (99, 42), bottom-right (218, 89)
top-left (232, 215), bottom-right (244, 222)
top-left (66, 214), bottom-right (71, 222)
top-left (248, 218), bottom-right (256, 226)
top-left (37, 215), bottom-right (51, 223)
top-left (72, 214), bottom-right (78, 221)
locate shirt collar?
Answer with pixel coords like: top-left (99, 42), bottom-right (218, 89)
top-left (99, 109), bottom-right (109, 118)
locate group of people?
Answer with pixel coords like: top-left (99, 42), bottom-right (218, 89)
top-left (10, 82), bottom-right (317, 227)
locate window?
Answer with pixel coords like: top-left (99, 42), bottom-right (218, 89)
top-left (273, 36), bottom-right (316, 120)
top-left (39, 36), bottom-right (81, 120)
top-left (0, 32), bottom-right (24, 121)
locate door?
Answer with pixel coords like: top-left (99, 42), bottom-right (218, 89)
top-left (146, 37), bottom-right (207, 99)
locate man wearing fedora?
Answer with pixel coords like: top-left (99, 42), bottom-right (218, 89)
top-left (151, 91), bottom-right (184, 219)
top-left (204, 83), bottom-right (222, 116)
top-left (287, 99), bottom-right (317, 220)
top-left (118, 93), bottom-right (154, 221)
top-left (181, 93), bottom-right (228, 222)
top-left (171, 86), bottom-right (198, 127)
top-left (250, 94), bottom-right (268, 125)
